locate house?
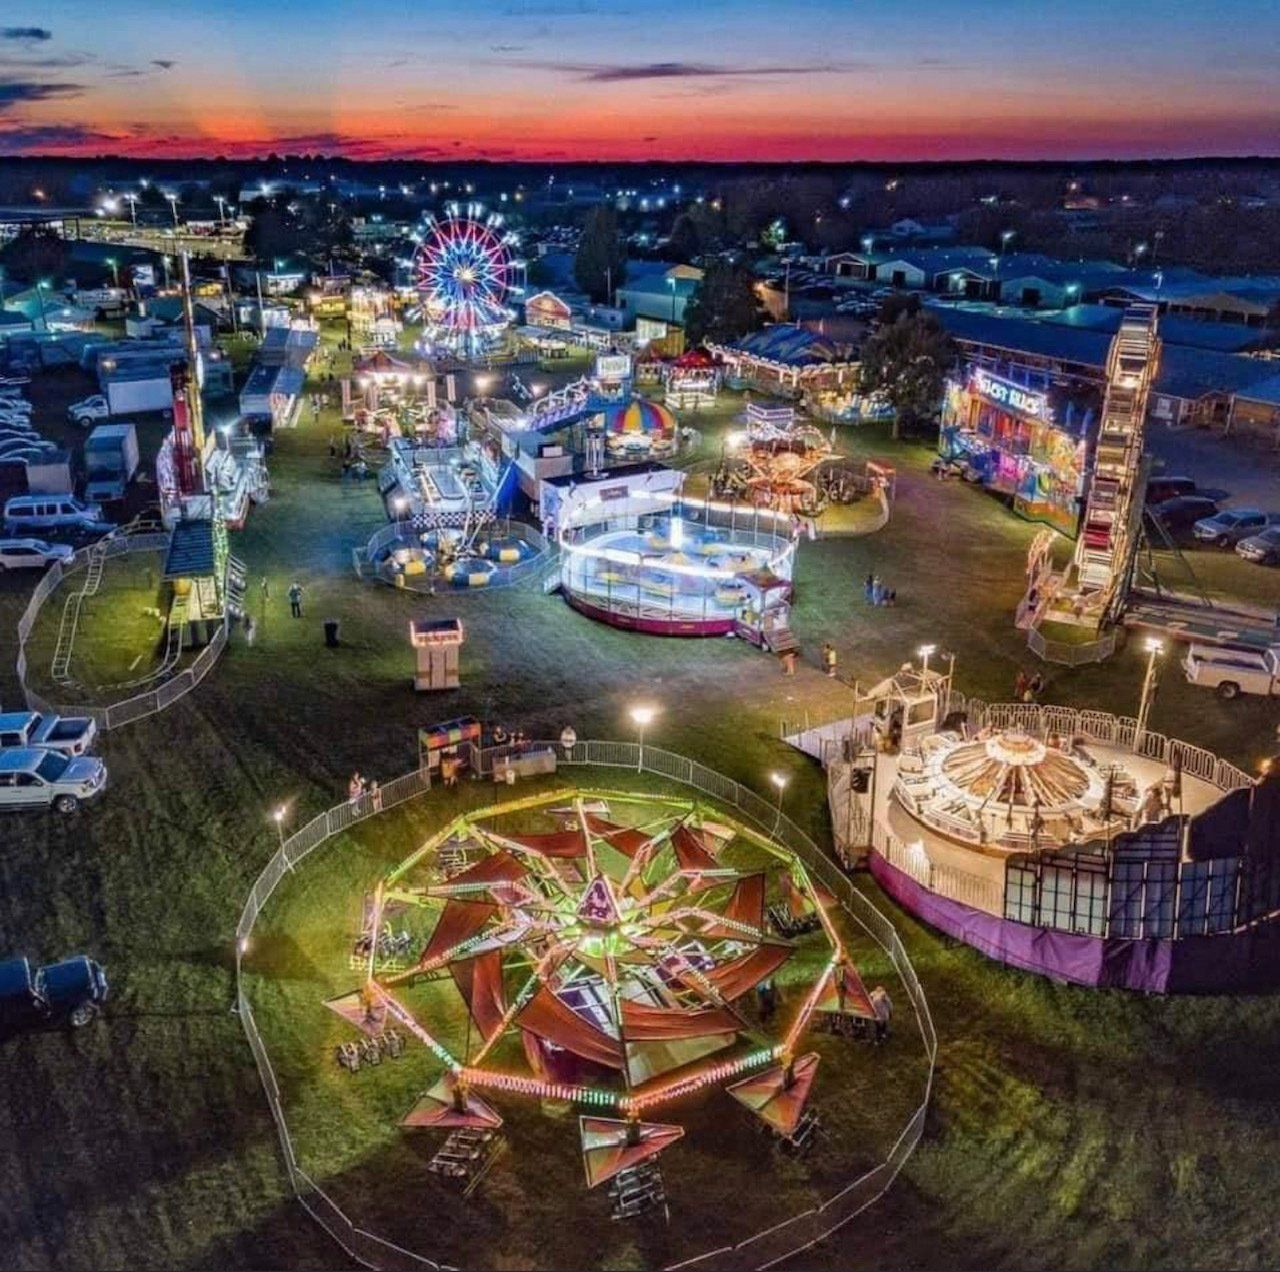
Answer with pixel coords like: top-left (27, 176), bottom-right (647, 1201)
top-left (875, 247), bottom-right (995, 291)
top-left (1227, 374), bottom-right (1280, 442)
top-left (822, 251), bottom-right (878, 281)
top-left (614, 264), bottom-right (703, 327)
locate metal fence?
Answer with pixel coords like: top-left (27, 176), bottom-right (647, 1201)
top-left (234, 744), bottom-right (936, 1272)
top-left (1027, 625), bottom-right (1119, 666)
top-left (14, 529), bottom-right (228, 731)
top-left (353, 519), bottom-right (551, 593)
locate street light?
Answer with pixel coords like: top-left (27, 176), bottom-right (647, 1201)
top-left (106, 257), bottom-right (119, 287)
top-left (34, 278), bottom-right (49, 331)
top-left (667, 276), bottom-right (677, 324)
top-left (124, 193), bottom-right (138, 226)
top-left (214, 195), bottom-right (228, 226)
top-left (629, 704), bottom-right (657, 771)
top-left (917, 643), bottom-right (937, 677)
top-left (272, 804), bottom-right (287, 846)
top-left (769, 771), bottom-right (789, 833)
top-left (1136, 638), bottom-right (1164, 746)
top-left (164, 192), bottom-right (180, 226)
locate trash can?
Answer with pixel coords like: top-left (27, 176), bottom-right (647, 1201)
top-left (324, 618), bottom-right (340, 648)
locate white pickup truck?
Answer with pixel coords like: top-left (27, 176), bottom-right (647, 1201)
top-left (1182, 644), bottom-right (1280, 699)
top-left (0, 710), bottom-right (98, 756)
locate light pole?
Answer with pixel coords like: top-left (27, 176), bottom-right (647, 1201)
top-left (35, 279), bottom-right (49, 331)
top-left (668, 276), bottom-right (677, 324)
top-left (917, 642), bottom-right (937, 678)
top-left (770, 771), bottom-right (789, 834)
top-left (272, 805), bottom-right (287, 847)
top-left (630, 704), bottom-right (657, 771)
top-left (106, 257), bottom-right (119, 288)
top-left (125, 193), bottom-right (138, 227)
top-left (1135, 638), bottom-right (1164, 747)
top-left (214, 195), bottom-right (227, 226)
top-left (165, 192), bottom-right (180, 227)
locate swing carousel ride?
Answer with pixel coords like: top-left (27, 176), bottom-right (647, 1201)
top-left (327, 791), bottom-right (877, 1189)
top-left (714, 406), bottom-right (839, 515)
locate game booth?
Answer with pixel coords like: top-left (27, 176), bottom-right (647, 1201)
top-left (940, 366), bottom-right (1094, 536)
top-left (664, 348), bottom-right (720, 410)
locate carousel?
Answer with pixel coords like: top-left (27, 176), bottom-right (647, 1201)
top-left (893, 727), bottom-right (1128, 852)
top-left (598, 399), bottom-right (678, 461)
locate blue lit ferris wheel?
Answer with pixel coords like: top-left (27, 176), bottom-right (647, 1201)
top-left (414, 203), bottom-right (521, 354)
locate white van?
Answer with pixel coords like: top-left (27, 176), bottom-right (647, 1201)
top-left (3, 494), bottom-right (110, 534)
top-left (1182, 643), bottom-right (1280, 699)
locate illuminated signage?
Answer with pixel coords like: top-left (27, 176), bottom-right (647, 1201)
top-left (971, 368), bottom-right (1051, 421)
top-left (595, 354), bottom-right (633, 381)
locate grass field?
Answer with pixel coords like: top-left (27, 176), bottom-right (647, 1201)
top-left (2, 338), bottom-right (1280, 1271)
top-left (22, 552), bottom-right (202, 704)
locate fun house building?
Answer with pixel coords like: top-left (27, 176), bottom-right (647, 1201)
top-left (939, 365), bottom-right (1096, 535)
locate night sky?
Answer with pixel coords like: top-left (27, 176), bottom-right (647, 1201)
top-left (2, 0), bottom-right (1278, 160)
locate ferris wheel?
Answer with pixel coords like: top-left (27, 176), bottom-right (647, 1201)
top-left (413, 203), bottom-right (520, 352)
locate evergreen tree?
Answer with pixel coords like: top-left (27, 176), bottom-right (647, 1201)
top-left (0, 227), bottom-right (71, 285)
top-left (858, 311), bottom-right (956, 439)
top-left (573, 206), bottom-right (626, 303)
top-left (682, 261), bottom-right (765, 346)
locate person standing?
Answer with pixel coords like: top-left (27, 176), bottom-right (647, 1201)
top-left (863, 572), bottom-right (874, 603)
top-left (288, 580), bottom-right (303, 618)
top-left (823, 642), bottom-right (838, 678)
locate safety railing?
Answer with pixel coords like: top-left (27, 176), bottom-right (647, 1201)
top-left (14, 529), bottom-right (228, 731)
top-left (1027, 624), bottom-right (1118, 666)
top-left (235, 743), bottom-right (935, 1272)
top-left (354, 519), bottom-right (551, 593)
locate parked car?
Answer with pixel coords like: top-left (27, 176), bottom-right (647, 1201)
top-left (1192, 508), bottom-right (1274, 546)
top-left (0, 746), bottom-right (107, 812)
top-left (0, 711), bottom-right (97, 757)
top-left (0, 955), bottom-right (108, 1031)
top-left (1182, 643), bottom-right (1280, 699)
top-left (1236, 526), bottom-right (1280, 565)
top-left (0, 538), bottom-right (75, 570)
top-left (1145, 475), bottom-right (1198, 505)
top-left (3, 494), bottom-right (110, 535)
top-left (0, 438), bottom-right (48, 457)
top-left (1147, 495), bottom-right (1220, 534)
top-left (67, 394), bottom-right (110, 426)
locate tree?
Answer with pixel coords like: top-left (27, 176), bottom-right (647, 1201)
top-left (0, 227), bottom-right (71, 285)
top-left (667, 213), bottom-right (702, 263)
top-left (858, 311), bottom-right (957, 440)
top-left (682, 261), bottom-right (765, 347)
top-left (574, 206), bottom-right (626, 303)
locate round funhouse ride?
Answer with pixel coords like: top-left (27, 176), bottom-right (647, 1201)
top-left (414, 203), bottom-right (520, 356)
top-left (556, 488), bottom-right (796, 637)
